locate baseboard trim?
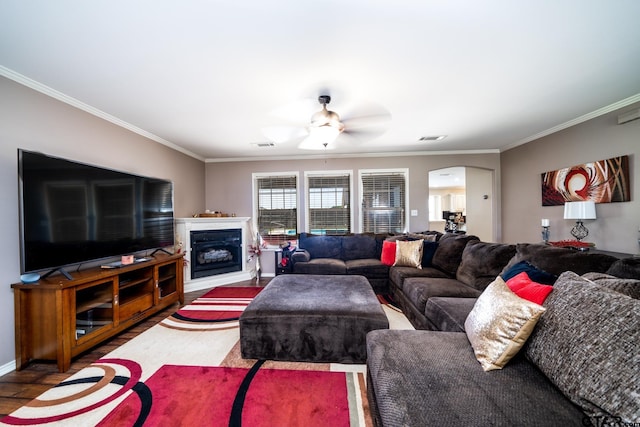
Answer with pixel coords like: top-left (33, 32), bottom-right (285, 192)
top-left (0, 359), bottom-right (16, 377)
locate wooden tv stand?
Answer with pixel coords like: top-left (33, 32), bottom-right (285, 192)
top-left (11, 253), bottom-right (184, 372)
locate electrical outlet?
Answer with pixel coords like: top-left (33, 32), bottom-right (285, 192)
top-left (411, 209), bottom-right (418, 216)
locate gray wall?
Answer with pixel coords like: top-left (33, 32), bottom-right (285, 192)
top-left (205, 154), bottom-right (501, 238)
top-left (501, 101), bottom-right (640, 254)
top-left (0, 77), bottom-right (205, 370)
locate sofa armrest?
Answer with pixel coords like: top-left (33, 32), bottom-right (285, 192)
top-left (291, 249), bottom-right (310, 263)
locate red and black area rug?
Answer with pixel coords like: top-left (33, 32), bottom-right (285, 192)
top-left (1, 286), bottom-right (413, 427)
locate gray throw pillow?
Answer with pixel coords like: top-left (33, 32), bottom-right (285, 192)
top-left (582, 272), bottom-right (640, 299)
top-left (524, 271), bottom-right (640, 423)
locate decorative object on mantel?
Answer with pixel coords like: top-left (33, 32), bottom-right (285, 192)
top-left (541, 155), bottom-right (630, 206)
top-left (541, 219), bottom-right (550, 244)
top-left (195, 211), bottom-right (230, 218)
top-left (548, 240), bottom-right (596, 250)
top-left (564, 200), bottom-right (596, 241)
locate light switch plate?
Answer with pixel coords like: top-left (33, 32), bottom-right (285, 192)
top-left (411, 209), bottom-right (418, 216)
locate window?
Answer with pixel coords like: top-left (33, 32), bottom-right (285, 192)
top-left (253, 173), bottom-right (298, 243)
top-left (360, 169), bottom-right (408, 233)
top-left (305, 171), bottom-right (352, 234)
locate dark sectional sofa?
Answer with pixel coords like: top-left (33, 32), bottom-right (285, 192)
top-left (291, 232), bottom-right (392, 293)
top-left (287, 231), bottom-right (640, 425)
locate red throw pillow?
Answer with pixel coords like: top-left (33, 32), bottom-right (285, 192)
top-left (506, 272), bottom-right (554, 305)
top-left (381, 241), bottom-right (397, 266)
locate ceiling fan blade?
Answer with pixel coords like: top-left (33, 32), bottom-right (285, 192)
top-left (341, 103), bottom-right (392, 130)
top-left (330, 127), bottom-right (387, 147)
top-left (343, 126), bottom-right (389, 142)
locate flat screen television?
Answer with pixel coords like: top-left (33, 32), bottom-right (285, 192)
top-left (18, 149), bottom-right (175, 279)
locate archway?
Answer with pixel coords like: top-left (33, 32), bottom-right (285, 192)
top-left (428, 166), bottom-right (494, 242)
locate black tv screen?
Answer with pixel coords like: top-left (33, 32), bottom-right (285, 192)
top-left (18, 149), bottom-right (174, 275)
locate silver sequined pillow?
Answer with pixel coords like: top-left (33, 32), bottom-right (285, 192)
top-left (465, 276), bottom-right (545, 371)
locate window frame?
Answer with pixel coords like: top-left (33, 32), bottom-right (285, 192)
top-left (358, 168), bottom-right (409, 234)
top-left (303, 170), bottom-right (354, 234)
top-left (252, 171), bottom-right (300, 245)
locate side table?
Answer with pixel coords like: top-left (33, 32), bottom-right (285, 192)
top-left (274, 249), bottom-right (293, 275)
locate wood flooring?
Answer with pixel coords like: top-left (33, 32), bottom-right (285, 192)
top-left (0, 277), bottom-right (269, 418)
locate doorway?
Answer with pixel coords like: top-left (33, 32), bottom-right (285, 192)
top-left (428, 167), bottom-right (494, 242)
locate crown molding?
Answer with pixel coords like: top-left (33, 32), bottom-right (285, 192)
top-left (204, 148), bottom-right (500, 163)
top-left (1, 66), bottom-right (204, 161)
top-left (501, 93), bottom-right (640, 152)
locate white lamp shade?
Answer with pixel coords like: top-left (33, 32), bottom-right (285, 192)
top-left (564, 200), bottom-right (596, 220)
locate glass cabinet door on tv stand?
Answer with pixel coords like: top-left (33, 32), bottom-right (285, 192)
top-left (75, 280), bottom-right (115, 341)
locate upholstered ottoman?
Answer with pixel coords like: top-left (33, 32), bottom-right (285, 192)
top-left (239, 274), bottom-right (389, 363)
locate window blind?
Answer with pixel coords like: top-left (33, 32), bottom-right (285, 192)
top-left (361, 172), bottom-right (406, 233)
top-left (307, 174), bottom-right (350, 235)
top-left (256, 175), bottom-right (297, 242)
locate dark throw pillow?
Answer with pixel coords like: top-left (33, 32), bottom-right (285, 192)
top-left (501, 260), bottom-right (557, 285)
top-left (421, 241), bottom-right (438, 268)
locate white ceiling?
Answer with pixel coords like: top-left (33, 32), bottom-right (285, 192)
top-left (2, 1), bottom-right (640, 162)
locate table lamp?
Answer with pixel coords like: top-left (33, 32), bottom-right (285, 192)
top-left (563, 200), bottom-right (596, 241)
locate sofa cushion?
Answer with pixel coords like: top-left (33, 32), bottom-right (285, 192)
top-left (341, 233), bottom-right (379, 261)
top-left (405, 232), bottom-right (438, 242)
top-left (456, 241), bottom-right (516, 290)
top-left (393, 239), bottom-right (423, 268)
top-left (582, 272), bottom-right (640, 299)
top-left (500, 243), bottom-right (617, 277)
top-left (465, 276), bottom-right (546, 371)
top-left (366, 330), bottom-right (585, 427)
top-left (431, 233), bottom-right (480, 277)
top-left (403, 277), bottom-right (482, 314)
top-left (606, 257), bottom-right (640, 280)
top-left (297, 233), bottom-right (342, 259)
top-left (425, 297), bottom-right (477, 332)
top-left (506, 272), bottom-right (554, 305)
top-left (389, 266), bottom-right (450, 291)
top-left (345, 259), bottom-right (389, 278)
top-left (524, 271), bottom-right (640, 423)
top-left (501, 260), bottom-right (557, 285)
top-left (292, 258), bottom-right (346, 275)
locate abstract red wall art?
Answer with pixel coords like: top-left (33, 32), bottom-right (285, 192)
top-left (541, 155), bottom-right (630, 206)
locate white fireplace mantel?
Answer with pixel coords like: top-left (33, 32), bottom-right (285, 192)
top-left (175, 217), bottom-right (253, 292)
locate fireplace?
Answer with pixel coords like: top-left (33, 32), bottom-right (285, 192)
top-left (175, 217), bottom-right (252, 291)
top-left (190, 229), bottom-right (242, 279)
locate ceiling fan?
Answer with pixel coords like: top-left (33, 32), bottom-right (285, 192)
top-left (262, 94), bottom-right (391, 150)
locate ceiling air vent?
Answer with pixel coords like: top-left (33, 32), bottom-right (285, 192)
top-left (252, 142), bottom-right (276, 148)
top-left (419, 135), bottom-right (447, 142)
top-left (618, 108), bottom-right (640, 125)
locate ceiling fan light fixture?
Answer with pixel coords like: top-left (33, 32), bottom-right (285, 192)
top-left (311, 105), bottom-right (345, 131)
top-left (299, 125), bottom-right (340, 150)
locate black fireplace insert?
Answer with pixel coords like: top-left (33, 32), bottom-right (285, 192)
top-left (190, 229), bottom-right (242, 279)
